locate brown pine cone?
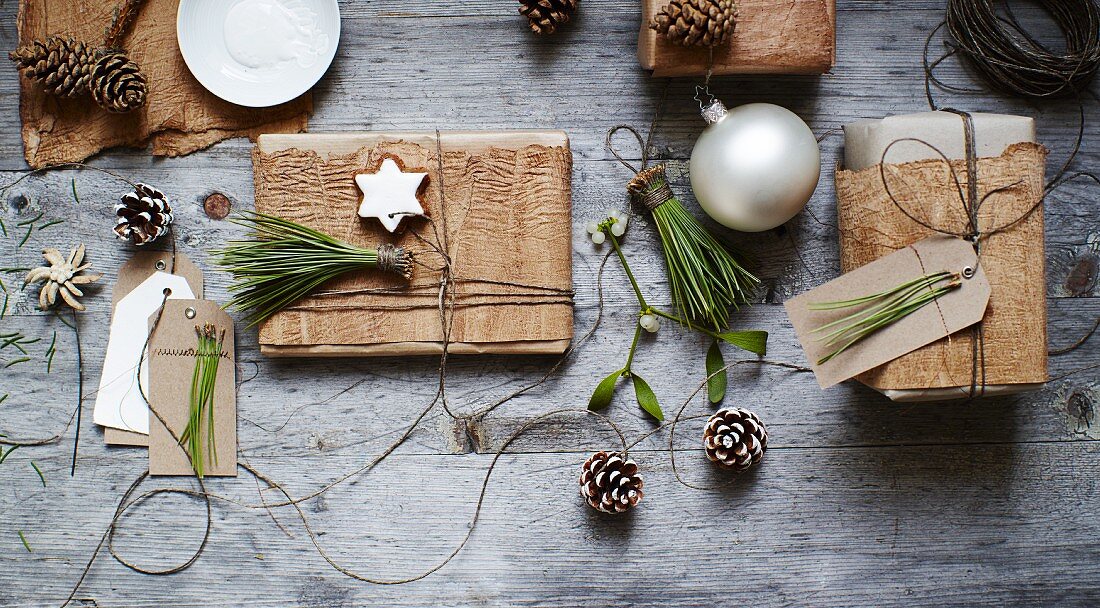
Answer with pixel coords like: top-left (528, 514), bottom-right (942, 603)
top-left (115, 183), bottom-right (173, 246)
top-left (9, 36), bottom-right (97, 97)
top-left (703, 408), bottom-right (767, 471)
top-left (90, 50), bottom-right (147, 113)
top-left (579, 451), bottom-right (643, 513)
top-left (519, 0), bottom-right (578, 34)
top-left (651, 0), bottom-right (736, 47)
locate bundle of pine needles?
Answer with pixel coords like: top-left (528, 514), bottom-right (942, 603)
top-left (627, 164), bottom-right (759, 330)
top-left (180, 324), bottom-right (223, 478)
top-left (810, 271), bottom-right (961, 364)
top-left (217, 213), bottom-right (412, 328)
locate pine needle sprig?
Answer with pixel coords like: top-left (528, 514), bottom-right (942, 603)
top-left (217, 213), bottom-right (412, 328)
top-left (179, 324), bottom-right (223, 478)
top-left (810, 271), bottom-right (961, 364)
top-left (628, 165), bottom-right (759, 331)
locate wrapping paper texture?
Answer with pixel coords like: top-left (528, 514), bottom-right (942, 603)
top-left (253, 131), bottom-right (574, 357)
top-left (15, 0), bottom-right (311, 168)
top-left (835, 112), bottom-right (1048, 395)
top-left (638, 0), bottom-right (835, 76)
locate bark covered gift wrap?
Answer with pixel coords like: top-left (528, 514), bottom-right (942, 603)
top-left (832, 111), bottom-right (1048, 401)
top-left (250, 131), bottom-right (574, 357)
top-left (638, 0), bottom-right (836, 77)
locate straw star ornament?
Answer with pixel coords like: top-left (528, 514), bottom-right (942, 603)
top-left (355, 158), bottom-right (429, 232)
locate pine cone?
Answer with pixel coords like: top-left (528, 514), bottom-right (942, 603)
top-left (9, 36), bottom-right (97, 97)
top-left (90, 50), bottom-right (147, 113)
top-left (702, 408), bottom-right (767, 471)
top-left (115, 183), bottom-right (173, 246)
top-left (519, 0), bottom-right (578, 34)
top-left (651, 0), bottom-right (736, 47)
top-left (579, 451), bottom-right (643, 513)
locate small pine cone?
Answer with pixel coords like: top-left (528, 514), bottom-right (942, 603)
top-left (9, 36), bottom-right (97, 97)
top-left (579, 451), bottom-right (643, 513)
top-left (651, 0), bottom-right (736, 47)
top-left (519, 0), bottom-right (578, 34)
top-left (90, 51), bottom-right (147, 113)
top-left (703, 408), bottom-right (767, 472)
top-left (115, 183), bottom-right (173, 246)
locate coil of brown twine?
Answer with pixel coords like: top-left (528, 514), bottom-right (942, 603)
top-left (929, 0), bottom-right (1100, 99)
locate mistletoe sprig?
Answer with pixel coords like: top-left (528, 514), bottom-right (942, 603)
top-left (586, 211), bottom-right (768, 421)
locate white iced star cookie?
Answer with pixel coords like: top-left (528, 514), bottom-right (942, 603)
top-left (355, 157), bottom-right (429, 232)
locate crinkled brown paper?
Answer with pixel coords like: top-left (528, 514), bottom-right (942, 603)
top-left (835, 142), bottom-right (1048, 392)
top-left (637, 0), bottom-right (836, 77)
top-left (253, 131), bottom-right (574, 357)
top-left (15, 0), bottom-right (311, 168)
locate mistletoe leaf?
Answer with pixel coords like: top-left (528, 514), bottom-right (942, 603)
top-left (631, 374), bottom-right (664, 421)
top-left (588, 369), bottom-right (623, 411)
top-left (718, 330), bottom-right (768, 356)
top-left (706, 340), bottom-right (727, 404)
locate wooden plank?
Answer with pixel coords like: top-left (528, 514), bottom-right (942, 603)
top-left (2, 445), bottom-right (1099, 606)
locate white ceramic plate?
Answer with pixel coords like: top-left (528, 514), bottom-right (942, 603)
top-left (177, 0), bottom-right (340, 107)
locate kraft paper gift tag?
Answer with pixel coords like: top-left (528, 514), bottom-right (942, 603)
top-left (785, 236), bottom-right (991, 389)
top-left (148, 300), bottom-right (237, 477)
top-left (99, 253), bottom-right (203, 447)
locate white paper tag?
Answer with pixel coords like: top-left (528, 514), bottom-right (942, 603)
top-left (92, 272), bottom-right (195, 434)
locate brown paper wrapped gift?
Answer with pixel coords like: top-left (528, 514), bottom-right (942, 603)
top-left (835, 111), bottom-right (1047, 401)
top-left (14, 0), bottom-right (311, 168)
top-left (253, 131), bottom-right (574, 357)
top-left (638, 0), bottom-right (836, 77)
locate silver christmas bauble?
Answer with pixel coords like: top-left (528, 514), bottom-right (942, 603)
top-left (689, 101), bottom-right (821, 232)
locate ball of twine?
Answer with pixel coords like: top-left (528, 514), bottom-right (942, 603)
top-left (944, 0), bottom-right (1100, 98)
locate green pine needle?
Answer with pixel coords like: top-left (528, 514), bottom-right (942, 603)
top-left (45, 331), bottom-right (57, 373)
top-left (810, 271), bottom-right (962, 364)
top-left (180, 325), bottom-right (224, 478)
top-left (17, 530), bottom-right (32, 552)
top-left (31, 461), bottom-right (45, 486)
top-left (16, 212), bottom-right (43, 227)
top-left (217, 213), bottom-right (413, 328)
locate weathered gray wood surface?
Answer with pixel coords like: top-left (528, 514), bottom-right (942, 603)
top-left (1, 1), bottom-right (1099, 606)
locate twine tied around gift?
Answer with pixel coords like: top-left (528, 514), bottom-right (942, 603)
top-left (873, 109), bottom-right (1050, 398)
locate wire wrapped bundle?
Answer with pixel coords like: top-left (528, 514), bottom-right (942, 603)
top-left (217, 213), bottom-right (412, 328)
top-left (627, 164), bottom-right (758, 330)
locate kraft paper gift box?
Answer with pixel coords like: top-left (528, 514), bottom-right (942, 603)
top-left (834, 111), bottom-right (1048, 401)
top-left (638, 0), bottom-right (836, 77)
top-left (252, 131), bottom-right (574, 357)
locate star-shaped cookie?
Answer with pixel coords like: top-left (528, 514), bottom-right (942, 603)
top-left (355, 158), bottom-right (429, 232)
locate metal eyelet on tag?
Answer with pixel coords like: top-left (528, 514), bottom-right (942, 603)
top-left (962, 266), bottom-right (975, 279)
top-left (185, 307), bottom-right (197, 319)
top-left (155, 259), bottom-right (166, 270)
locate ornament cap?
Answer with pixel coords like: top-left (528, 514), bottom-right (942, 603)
top-left (701, 99), bottom-right (729, 126)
